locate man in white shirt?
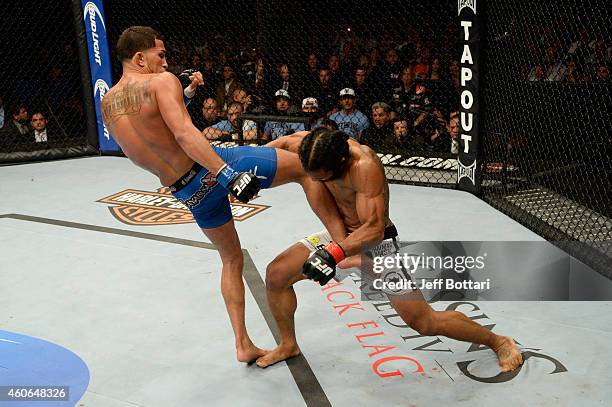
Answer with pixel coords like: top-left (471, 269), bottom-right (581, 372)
top-left (31, 112), bottom-right (50, 143)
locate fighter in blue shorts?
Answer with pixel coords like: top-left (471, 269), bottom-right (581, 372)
top-left (170, 146), bottom-right (278, 229)
top-left (167, 145), bottom-right (344, 363)
top-left (102, 26), bottom-right (345, 364)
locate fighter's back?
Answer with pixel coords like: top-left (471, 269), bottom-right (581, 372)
top-left (102, 72), bottom-right (193, 186)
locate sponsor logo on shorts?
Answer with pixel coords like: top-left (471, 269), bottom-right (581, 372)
top-left (181, 172), bottom-right (218, 209)
top-left (306, 235), bottom-right (322, 247)
top-left (97, 187), bottom-right (269, 226)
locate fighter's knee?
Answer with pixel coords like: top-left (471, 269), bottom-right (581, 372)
top-left (265, 258), bottom-right (292, 290)
top-left (220, 252), bottom-right (244, 272)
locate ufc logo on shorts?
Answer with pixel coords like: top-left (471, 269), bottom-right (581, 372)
top-left (232, 173), bottom-right (252, 195)
top-left (310, 257), bottom-right (334, 276)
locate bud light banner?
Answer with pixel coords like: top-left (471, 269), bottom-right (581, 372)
top-left (81, 0), bottom-right (119, 152)
top-left (457, 0), bottom-right (480, 193)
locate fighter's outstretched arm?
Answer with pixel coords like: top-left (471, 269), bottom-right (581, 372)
top-left (153, 72), bottom-right (226, 174)
top-left (265, 131), bottom-right (310, 153)
top-left (154, 72), bottom-right (260, 202)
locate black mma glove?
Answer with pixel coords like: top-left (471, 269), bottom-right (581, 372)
top-left (216, 164), bottom-right (261, 203)
top-left (303, 242), bottom-right (346, 286)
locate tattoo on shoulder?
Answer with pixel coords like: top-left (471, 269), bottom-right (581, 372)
top-left (102, 80), bottom-right (152, 125)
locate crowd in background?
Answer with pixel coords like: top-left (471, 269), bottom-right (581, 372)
top-left (523, 25), bottom-right (611, 83)
top-left (173, 23), bottom-right (464, 155)
top-left (1, 18), bottom-right (610, 155)
top-left (0, 42), bottom-right (86, 152)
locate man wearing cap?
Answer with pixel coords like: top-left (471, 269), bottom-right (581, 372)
top-left (301, 97), bottom-right (324, 129)
top-left (263, 89), bottom-right (304, 140)
top-left (329, 88), bottom-right (369, 139)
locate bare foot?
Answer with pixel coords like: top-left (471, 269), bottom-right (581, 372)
top-left (255, 344), bottom-right (301, 368)
top-left (493, 336), bottom-right (523, 372)
top-left (236, 344), bottom-right (269, 363)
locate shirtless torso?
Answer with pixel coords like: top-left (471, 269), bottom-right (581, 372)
top-left (102, 72), bottom-right (205, 186)
top-left (102, 36), bottom-right (232, 188)
top-left (268, 131), bottom-right (393, 254)
top-left (260, 130), bottom-right (524, 373)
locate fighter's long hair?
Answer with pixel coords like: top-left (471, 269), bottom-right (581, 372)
top-left (298, 128), bottom-right (350, 178)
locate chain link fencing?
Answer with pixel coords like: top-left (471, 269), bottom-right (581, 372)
top-left (480, 0), bottom-right (612, 276)
top-left (0, 1), bottom-right (96, 163)
top-left (103, 0), bottom-right (460, 186)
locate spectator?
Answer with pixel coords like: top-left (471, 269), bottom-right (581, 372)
top-left (404, 79), bottom-right (440, 143)
top-left (562, 56), bottom-right (583, 83)
top-left (301, 97), bottom-right (324, 129)
top-left (232, 88), bottom-right (253, 113)
top-left (302, 53), bottom-right (320, 97)
top-left (375, 48), bottom-right (403, 101)
top-left (329, 88), bottom-right (369, 139)
top-left (202, 101), bottom-right (257, 141)
top-left (359, 102), bottom-right (394, 150)
top-left (273, 63), bottom-right (300, 102)
top-left (369, 47), bottom-right (381, 70)
top-left (327, 54), bottom-right (347, 88)
top-left (46, 65), bottom-right (77, 108)
top-left (30, 111), bottom-right (54, 145)
top-left (341, 40), bottom-right (357, 68)
top-left (392, 118), bottom-right (414, 149)
top-left (527, 64), bottom-right (547, 81)
top-left (413, 43), bottom-right (431, 79)
top-left (313, 68), bottom-right (337, 116)
top-left (427, 58), bottom-right (456, 116)
top-left (243, 58), bottom-right (270, 113)
top-left (2, 104), bottom-right (30, 139)
top-left (594, 63), bottom-right (610, 82)
top-left (566, 28), bottom-right (593, 64)
top-left (195, 97), bottom-right (220, 130)
top-left (306, 53), bottom-right (319, 76)
top-left (428, 57), bottom-right (443, 81)
top-left (353, 66), bottom-right (377, 113)
top-left (190, 54), bottom-right (203, 72)
top-left (543, 46), bottom-right (566, 81)
top-left (215, 63), bottom-right (242, 112)
top-left (431, 113), bottom-right (460, 154)
top-left (357, 53), bottom-right (370, 73)
top-left (390, 65), bottom-right (414, 115)
top-left (449, 59), bottom-right (461, 95)
top-left (263, 90), bottom-right (305, 140)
